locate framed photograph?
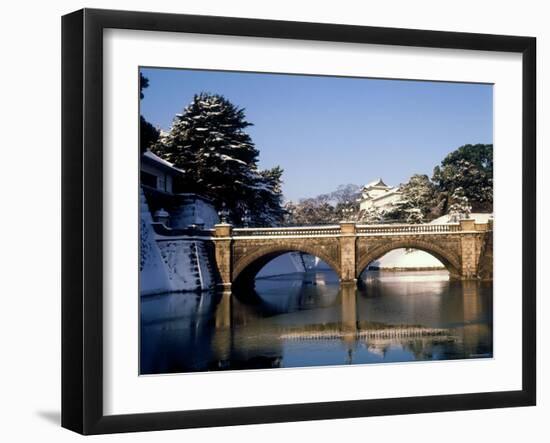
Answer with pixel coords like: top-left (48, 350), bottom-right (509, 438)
top-left (62, 8), bottom-right (536, 434)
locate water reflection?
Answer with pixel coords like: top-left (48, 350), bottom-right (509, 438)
top-left (140, 270), bottom-right (493, 374)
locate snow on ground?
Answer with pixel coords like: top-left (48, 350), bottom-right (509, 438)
top-left (170, 194), bottom-right (219, 229)
top-left (140, 189), bottom-right (217, 294)
top-left (140, 188), bottom-right (176, 295)
top-left (430, 212), bottom-right (493, 224)
top-left (257, 252), bottom-right (306, 277)
top-left (267, 248), bottom-right (445, 276)
top-left (301, 249), bottom-right (444, 273)
top-left (370, 248), bottom-right (444, 270)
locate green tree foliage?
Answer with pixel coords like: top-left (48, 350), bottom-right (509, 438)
top-left (139, 73), bottom-right (149, 99)
top-left (153, 92), bottom-right (285, 225)
top-left (139, 73), bottom-right (159, 154)
top-left (140, 116), bottom-right (160, 155)
top-left (432, 144), bottom-right (493, 213)
top-left (247, 166), bottom-right (286, 226)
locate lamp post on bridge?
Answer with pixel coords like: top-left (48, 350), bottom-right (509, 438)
top-left (217, 202), bottom-right (230, 224)
top-left (241, 208), bottom-right (251, 228)
top-left (341, 201), bottom-right (356, 222)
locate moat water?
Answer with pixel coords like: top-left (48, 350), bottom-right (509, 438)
top-left (140, 270), bottom-right (493, 374)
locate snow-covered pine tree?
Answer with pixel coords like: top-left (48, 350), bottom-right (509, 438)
top-left (393, 174), bottom-right (438, 223)
top-left (359, 205), bottom-right (384, 224)
top-left (246, 166), bottom-right (286, 226)
top-left (447, 187), bottom-right (472, 222)
top-left (154, 93), bottom-right (285, 225)
top-left (334, 199), bottom-right (359, 222)
top-left (432, 144), bottom-right (493, 213)
top-left (403, 207), bottom-right (424, 224)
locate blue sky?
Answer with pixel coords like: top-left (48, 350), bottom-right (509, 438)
top-left (140, 67), bottom-right (493, 201)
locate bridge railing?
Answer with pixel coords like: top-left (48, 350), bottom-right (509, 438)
top-left (230, 223), bottom-right (467, 237)
top-left (232, 225), bottom-right (341, 237)
top-left (208, 220), bottom-right (491, 239)
top-left (355, 223), bottom-right (461, 235)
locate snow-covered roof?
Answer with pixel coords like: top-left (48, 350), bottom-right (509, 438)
top-left (363, 178), bottom-right (389, 189)
top-left (368, 187), bottom-right (401, 201)
top-left (142, 150), bottom-right (185, 175)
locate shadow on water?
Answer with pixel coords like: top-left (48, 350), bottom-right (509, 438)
top-left (140, 270), bottom-right (493, 375)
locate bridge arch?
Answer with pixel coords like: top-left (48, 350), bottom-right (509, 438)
top-left (356, 239), bottom-right (462, 279)
top-left (232, 244), bottom-right (341, 288)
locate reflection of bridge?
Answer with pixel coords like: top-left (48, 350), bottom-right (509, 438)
top-left (210, 219), bottom-right (493, 289)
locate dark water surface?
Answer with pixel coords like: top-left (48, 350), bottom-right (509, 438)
top-left (140, 270), bottom-right (493, 374)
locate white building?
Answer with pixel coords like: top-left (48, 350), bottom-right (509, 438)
top-left (140, 151), bottom-right (220, 294)
top-left (140, 150), bottom-right (185, 194)
top-left (357, 179), bottom-right (441, 273)
top-left (140, 150), bottom-right (219, 229)
top-left (358, 178), bottom-right (402, 212)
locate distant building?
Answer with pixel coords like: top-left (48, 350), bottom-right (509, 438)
top-left (358, 178), bottom-right (402, 212)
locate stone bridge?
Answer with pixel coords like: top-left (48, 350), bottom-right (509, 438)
top-left (211, 218), bottom-right (493, 289)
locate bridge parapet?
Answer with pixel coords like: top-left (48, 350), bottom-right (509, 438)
top-left (356, 223), bottom-right (461, 235)
top-left (231, 221), bottom-right (490, 238)
top-left (210, 219), bottom-right (492, 290)
top-left (232, 225), bottom-right (341, 237)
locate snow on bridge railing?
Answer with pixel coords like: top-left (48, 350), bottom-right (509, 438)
top-left (232, 225), bottom-right (341, 237)
top-left (231, 223), bottom-right (463, 237)
top-left (355, 223), bottom-right (461, 234)
top-left (152, 223), bottom-right (215, 237)
top-left (224, 222), bottom-right (489, 238)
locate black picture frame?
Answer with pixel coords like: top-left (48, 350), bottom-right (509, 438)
top-left (62, 8), bottom-right (536, 435)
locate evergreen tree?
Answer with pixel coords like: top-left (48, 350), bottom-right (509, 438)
top-left (447, 187), bottom-right (472, 222)
top-left (334, 199), bottom-right (360, 222)
top-left (154, 92), bottom-right (285, 225)
top-left (139, 73), bottom-right (159, 154)
top-left (359, 205), bottom-right (384, 224)
top-left (139, 73), bottom-right (149, 100)
top-left (140, 116), bottom-right (159, 154)
top-left (386, 174), bottom-right (438, 223)
top-left (246, 166), bottom-right (286, 226)
top-left (432, 144), bottom-right (493, 213)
